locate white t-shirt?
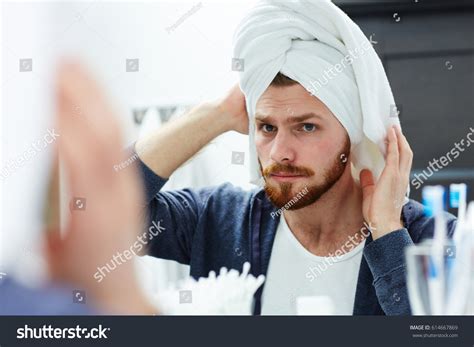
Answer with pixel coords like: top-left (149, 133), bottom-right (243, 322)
top-left (261, 215), bottom-right (366, 315)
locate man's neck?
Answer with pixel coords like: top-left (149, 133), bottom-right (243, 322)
top-left (282, 169), bottom-right (366, 257)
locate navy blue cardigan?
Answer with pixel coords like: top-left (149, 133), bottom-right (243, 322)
top-left (136, 153), bottom-right (457, 315)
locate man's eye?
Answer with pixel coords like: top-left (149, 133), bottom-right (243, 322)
top-left (300, 123), bottom-right (317, 132)
top-left (260, 124), bottom-right (276, 133)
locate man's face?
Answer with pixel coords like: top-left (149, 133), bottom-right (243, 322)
top-left (255, 83), bottom-right (351, 210)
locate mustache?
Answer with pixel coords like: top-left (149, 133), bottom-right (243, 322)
top-left (262, 163), bottom-right (315, 177)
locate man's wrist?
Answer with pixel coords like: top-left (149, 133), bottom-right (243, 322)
top-left (371, 220), bottom-right (404, 240)
top-left (198, 101), bottom-right (234, 134)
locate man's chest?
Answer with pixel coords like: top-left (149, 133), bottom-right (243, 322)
top-left (259, 218), bottom-right (365, 315)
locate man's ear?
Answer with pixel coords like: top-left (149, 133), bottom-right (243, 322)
top-left (359, 169), bottom-right (375, 196)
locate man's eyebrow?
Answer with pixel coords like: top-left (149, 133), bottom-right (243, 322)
top-left (255, 112), bottom-right (324, 123)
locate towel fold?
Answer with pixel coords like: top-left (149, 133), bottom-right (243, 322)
top-left (232, 0), bottom-right (409, 201)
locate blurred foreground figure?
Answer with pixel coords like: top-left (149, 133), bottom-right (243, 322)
top-left (0, 61), bottom-right (155, 315)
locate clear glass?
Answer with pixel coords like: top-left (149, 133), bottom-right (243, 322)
top-left (405, 238), bottom-right (472, 315)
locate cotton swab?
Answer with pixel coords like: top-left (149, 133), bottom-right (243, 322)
top-left (154, 262), bottom-right (265, 315)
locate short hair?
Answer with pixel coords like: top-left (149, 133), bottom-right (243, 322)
top-left (270, 72), bottom-right (298, 87)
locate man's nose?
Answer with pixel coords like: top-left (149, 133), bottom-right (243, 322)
top-left (269, 131), bottom-right (296, 164)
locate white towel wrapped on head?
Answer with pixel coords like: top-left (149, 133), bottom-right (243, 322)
top-left (232, 0), bottom-right (408, 201)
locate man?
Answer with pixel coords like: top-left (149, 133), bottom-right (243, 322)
top-left (132, 72), bottom-right (456, 315)
top-left (131, 0), bottom-right (457, 315)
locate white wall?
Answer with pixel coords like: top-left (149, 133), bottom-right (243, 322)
top-left (2, 0), bottom-right (258, 295)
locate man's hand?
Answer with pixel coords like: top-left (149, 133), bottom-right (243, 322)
top-left (360, 125), bottom-right (413, 240)
top-left (135, 83), bottom-right (248, 179)
top-left (46, 60), bottom-right (155, 314)
top-left (216, 84), bottom-right (248, 135)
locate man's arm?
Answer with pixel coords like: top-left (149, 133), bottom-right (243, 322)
top-left (364, 215), bottom-right (457, 315)
top-left (131, 86), bottom-right (249, 262)
top-left (135, 86), bottom-right (248, 179)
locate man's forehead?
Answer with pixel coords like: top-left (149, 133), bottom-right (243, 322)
top-left (255, 85), bottom-right (333, 122)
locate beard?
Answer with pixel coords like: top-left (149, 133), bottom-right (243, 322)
top-left (261, 137), bottom-right (351, 210)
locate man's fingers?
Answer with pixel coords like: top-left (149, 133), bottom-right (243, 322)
top-left (56, 60), bottom-right (123, 162)
top-left (56, 68), bottom-right (114, 194)
top-left (394, 125), bottom-right (413, 177)
top-left (56, 60), bottom-right (143, 202)
top-left (385, 126), bottom-right (400, 171)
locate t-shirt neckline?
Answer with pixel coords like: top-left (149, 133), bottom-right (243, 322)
top-left (279, 214), bottom-right (366, 263)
